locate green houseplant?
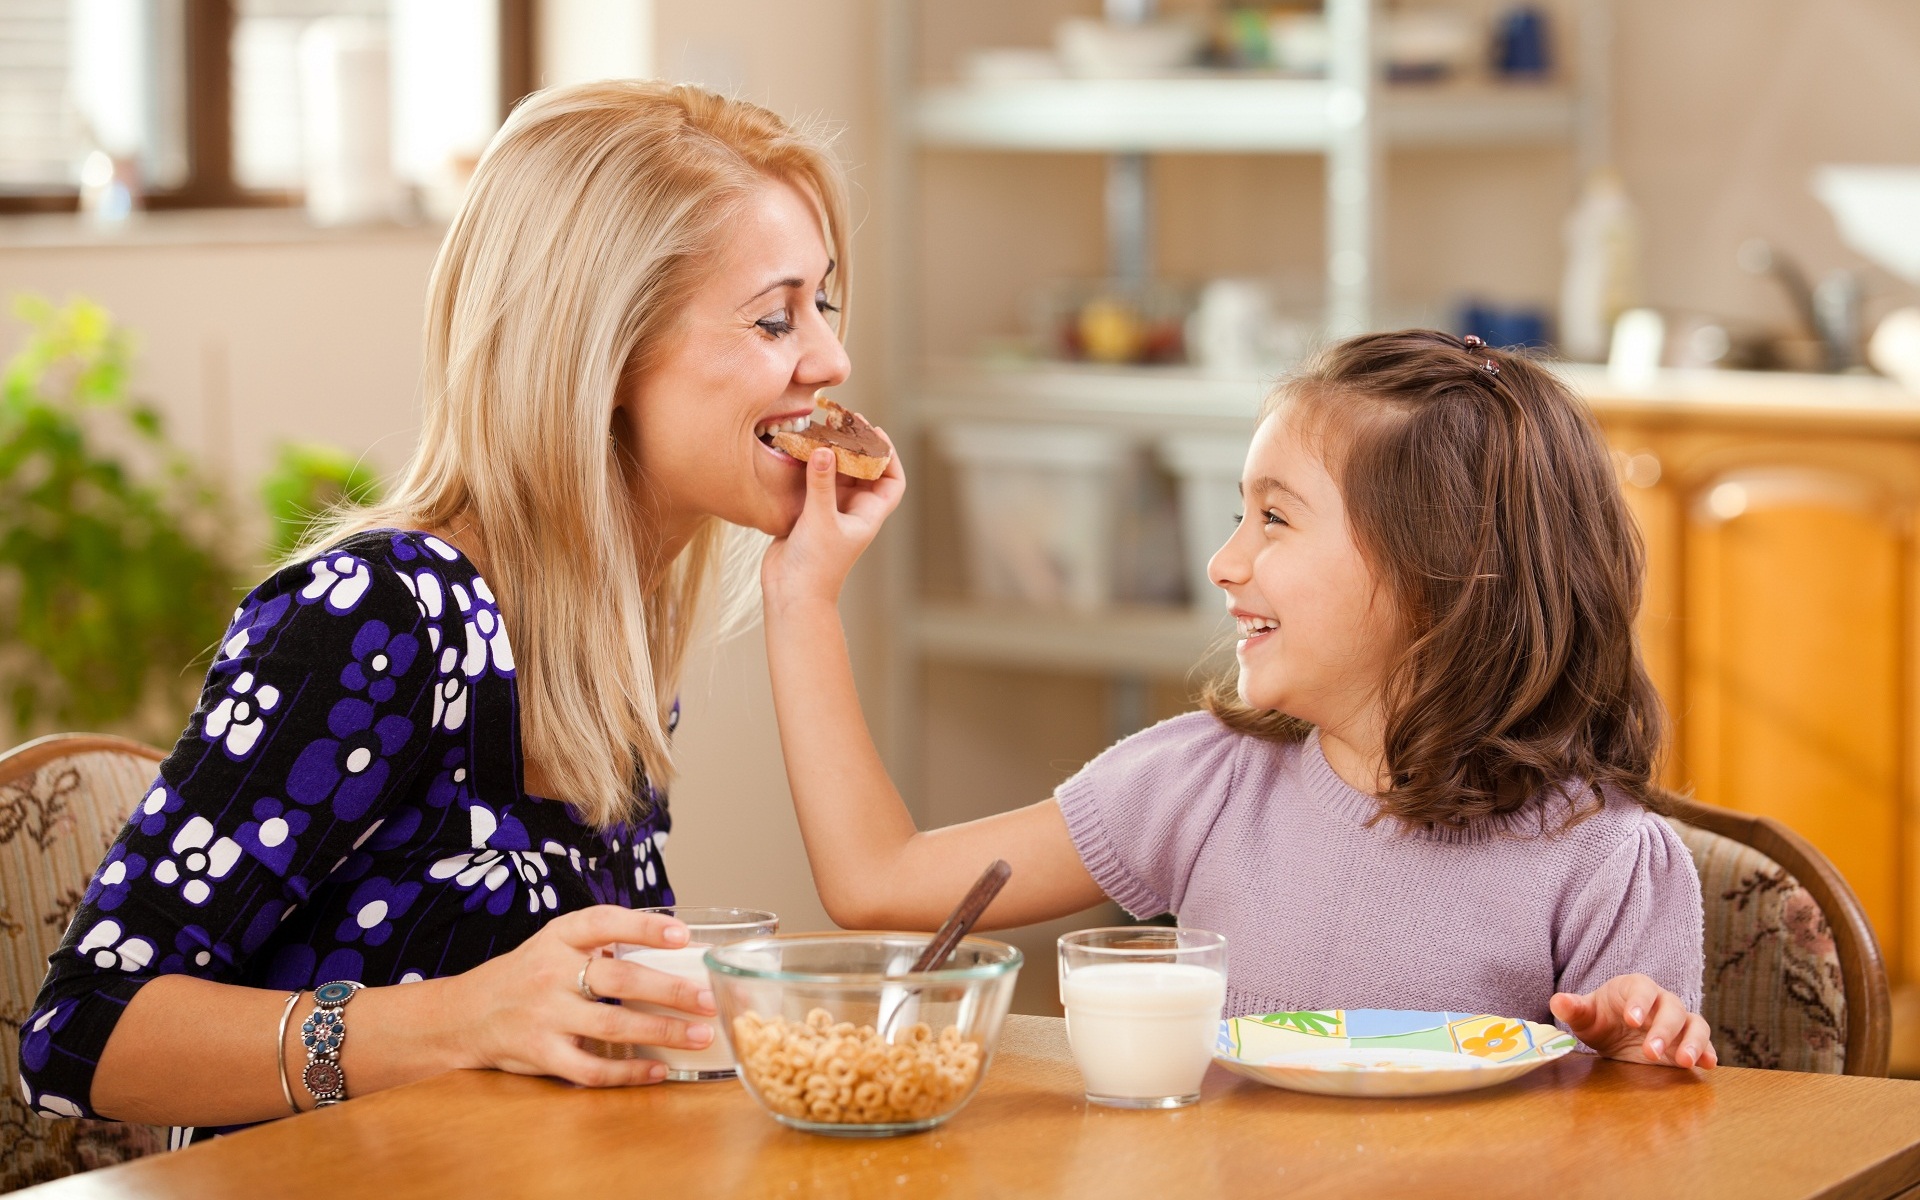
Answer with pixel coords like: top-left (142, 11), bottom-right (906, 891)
top-left (0, 297), bottom-right (238, 741)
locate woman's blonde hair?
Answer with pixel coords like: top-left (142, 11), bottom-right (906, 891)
top-left (303, 80), bottom-right (850, 829)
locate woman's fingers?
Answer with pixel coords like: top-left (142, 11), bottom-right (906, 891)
top-left (583, 957), bottom-right (715, 1016)
top-left (544, 1037), bottom-right (671, 1089)
top-left (572, 997), bottom-right (715, 1051)
top-left (548, 905), bottom-right (689, 954)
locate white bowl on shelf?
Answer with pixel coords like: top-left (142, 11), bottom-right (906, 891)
top-left (1055, 18), bottom-right (1204, 79)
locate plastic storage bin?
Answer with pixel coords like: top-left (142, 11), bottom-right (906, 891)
top-left (1157, 433), bottom-right (1251, 611)
top-left (937, 423), bottom-right (1130, 612)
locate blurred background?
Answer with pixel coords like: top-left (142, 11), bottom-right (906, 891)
top-left (1, 0), bottom-right (1917, 1052)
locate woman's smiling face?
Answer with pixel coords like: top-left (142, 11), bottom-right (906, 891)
top-left (1206, 408), bottom-right (1402, 733)
top-left (620, 178), bottom-right (849, 543)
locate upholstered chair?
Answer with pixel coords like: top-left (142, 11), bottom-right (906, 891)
top-left (1, 735), bottom-right (170, 1191)
top-left (1667, 794), bottom-right (1891, 1076)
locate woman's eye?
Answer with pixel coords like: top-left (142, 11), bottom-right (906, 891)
top-left (815, 288), bottom-right (840, 317)
top-left (755, 313), bottom-right (795, 337)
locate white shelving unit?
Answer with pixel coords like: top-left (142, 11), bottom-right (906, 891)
top-left (876, 0), bottom-right (1607, 792)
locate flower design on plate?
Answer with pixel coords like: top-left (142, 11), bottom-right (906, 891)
top-left (203, 669), bottom-right (282, 758)
top-left (158, 924), bottom-right (236, 975)
top-left (334, 875), bottom-right (424, 946)
top-left (135, 782), bottom-right (182, 836)
top-left (340, 619), bottom-right (419, 703)
top-left (75, 918), bottom-right (157, 972)
top-left (236, 796), bottom-right (312, 876)
top-left (83, 843), bottom-right (147, 912)
top-left (216, 592), bottom-right (291, 664)
top-left (298, 552), bottom-right (373, 615)
top-left (287, 697), bottom-right (415, 821)
top-left (1459, 1020), bottom-right (1529, 1058)
top-left (152, 816), bottom-right (244, 906)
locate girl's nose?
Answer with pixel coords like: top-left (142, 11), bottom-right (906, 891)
top-left (1208, 520), bottom-right (1252, 590)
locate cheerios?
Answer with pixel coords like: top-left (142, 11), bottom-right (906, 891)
top-left (732, 1007), bottom-right (984, 1126)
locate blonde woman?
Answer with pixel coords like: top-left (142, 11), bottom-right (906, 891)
top-left (22, 81), bottom-right (894, 1144)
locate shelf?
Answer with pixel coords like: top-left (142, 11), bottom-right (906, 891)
top-left (916, 361), bottom-right (1266, 434)
top-left (912, 78), bottom-right (1578, 155)
top-left (915, 362), bottom-right (1920, 437)
top-left (913, 602), bottom-right (1232, 678)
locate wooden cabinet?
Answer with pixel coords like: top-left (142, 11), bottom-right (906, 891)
top-left (1592, 381), bottom-right (1920, 993)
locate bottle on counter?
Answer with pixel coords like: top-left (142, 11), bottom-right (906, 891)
top-left (1560, 169), bottom-right (1643, 362)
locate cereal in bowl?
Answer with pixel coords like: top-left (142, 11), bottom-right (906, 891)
top-left (732, 1007), bottom-right (983, 1125)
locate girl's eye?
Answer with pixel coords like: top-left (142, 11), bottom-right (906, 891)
top-left (1263, 510), bottom-right (1288, 528)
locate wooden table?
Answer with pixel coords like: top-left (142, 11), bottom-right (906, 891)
top-left (23, 1016), bottom-right (1920, 1199)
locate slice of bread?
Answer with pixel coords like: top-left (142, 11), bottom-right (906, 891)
top-left (769, 399), bottom-right (892, 480)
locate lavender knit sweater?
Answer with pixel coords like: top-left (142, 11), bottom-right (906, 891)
top-left (1056, 714), bottom-right (1705, 1023)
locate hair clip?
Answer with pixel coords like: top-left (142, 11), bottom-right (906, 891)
top-left (1459, 334), bottom-right (1500, 375)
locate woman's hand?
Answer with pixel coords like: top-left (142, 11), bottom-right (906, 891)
top-left (761, 440), bottom-right (905, 610)
top-left (445, 905), bottom-right (718, 1087)
top-left (1549, 974), bottom-right (1717, 1070)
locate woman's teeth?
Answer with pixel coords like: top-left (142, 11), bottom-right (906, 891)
top-left (755, 416), bottom-right (812, 442)
top-left (1236, 615), bottom-right (1278, 639)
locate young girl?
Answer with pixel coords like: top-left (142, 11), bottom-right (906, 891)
top-left (762, 329), bottom-right (1715, 1070)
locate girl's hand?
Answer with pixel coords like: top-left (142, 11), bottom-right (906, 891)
top-left (761, 439), bottom-right (906, 609)
top-left (445, 905), bottom-right (718, 1087)
top-left (1549, 974), bottom-right (1717, 1070)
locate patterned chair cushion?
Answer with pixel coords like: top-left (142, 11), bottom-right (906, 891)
top-left (1669, 818), bottom-right (1848, 1074)
top-left (1, 743), bottom-right (168, 1192)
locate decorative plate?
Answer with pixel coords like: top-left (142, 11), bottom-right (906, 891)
top-left (1215, 1009), bottom-right (1579, 1097)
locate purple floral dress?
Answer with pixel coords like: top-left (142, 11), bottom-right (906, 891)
top-left (19, 530), bottom-right (674, 1146)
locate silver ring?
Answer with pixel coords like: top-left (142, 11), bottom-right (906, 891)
top-left (577, 954), bottom-right (601, 1003)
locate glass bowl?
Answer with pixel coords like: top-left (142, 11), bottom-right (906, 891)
top-left (704, 933), bottom-right (1023, 1137)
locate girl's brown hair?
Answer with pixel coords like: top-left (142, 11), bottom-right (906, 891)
top-left (1203, 329), bottom-right (1667, 826)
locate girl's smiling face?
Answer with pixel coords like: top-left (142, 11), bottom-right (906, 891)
top-left (620, 178), bottom-right (850, 545)
top-left (1207, 408), bottom-right (1403, 736)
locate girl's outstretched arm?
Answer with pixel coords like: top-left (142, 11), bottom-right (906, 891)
top-left (760, 445), bottom-right (1106, 931)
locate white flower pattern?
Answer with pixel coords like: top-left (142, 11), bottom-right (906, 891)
top-left (203, 670), bottom-right (281, 757)
top-left (74, 919), bottom-right (156, 972)
top-left (300, 552), bottom-right (372, 614)
top-left (152, 816), bottom-right (243, 906)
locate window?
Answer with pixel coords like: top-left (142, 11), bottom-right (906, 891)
top-left (0, 0), bottom-right (532, 213)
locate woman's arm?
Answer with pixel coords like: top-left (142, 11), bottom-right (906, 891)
top-left (90, 907), bottom-right (712, 1125)
top-left (761, 446), bottom-right (1106, 931)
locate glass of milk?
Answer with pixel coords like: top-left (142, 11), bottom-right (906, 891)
top-left (1058, 927), bottom-right (1228, 1108)
top-left (615, 906), bottom-right (778, 1080)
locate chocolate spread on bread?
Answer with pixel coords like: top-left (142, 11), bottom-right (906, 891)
top-left (770, 398), bottom-right (892, 480)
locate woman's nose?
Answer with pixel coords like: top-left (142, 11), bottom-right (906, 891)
top-left (798, 316), bottom-right (852, 389)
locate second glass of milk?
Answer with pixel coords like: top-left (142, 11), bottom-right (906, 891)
top-left (1058, 927), bottom-right (1228, 1109)
top-left (616, 906), bottom-right (778, 1080)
